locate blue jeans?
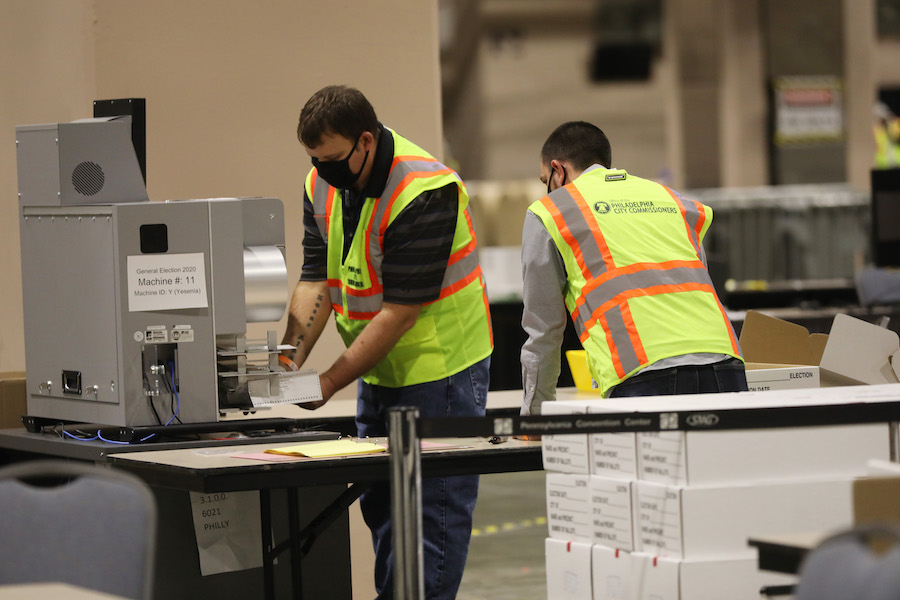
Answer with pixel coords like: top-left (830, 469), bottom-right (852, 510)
top-left (608, 357), bottom-right (748, 397)
top-left (356, 356), bottom-right (490, 600)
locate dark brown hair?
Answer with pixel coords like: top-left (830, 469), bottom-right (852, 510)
top-left (297, 85), bottom-right (379, 148)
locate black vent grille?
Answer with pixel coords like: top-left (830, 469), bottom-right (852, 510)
top-left (72, 161), bottom-right (105, 196)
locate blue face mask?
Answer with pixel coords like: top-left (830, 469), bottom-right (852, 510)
top-left (312, 133), bottom-right (369, 190)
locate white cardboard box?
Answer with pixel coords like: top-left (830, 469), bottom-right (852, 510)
top-left (546, 473), bottom-right (638, 549)
top-left (635, 477), bottom-right (854, 558)
top-left (591, 545), bottom-right (634, 600)
top-left (546, 538), bottom-right (593, 600)
top-left (547, 473), bottom-right (592, 541)
top-left (590, 547), bottom-right (797, 600)
top-left (745, 363), bottom-right (820, 391)
top-left (541, 398), bottom-right (639, 479)
top-left (552, 383), bottom-right (900, 414)
top-left (636, 423), bottom-right (890, 486)
top-left (589, 477), bottom-right (636, 551)
top-left (628, 552), bottom-right (796, 600)
top-left (588, 427), bottom-right (637, 480)
top-left (549, 389), bottom-right (893, 486)
top-left (543, 401), bottom-right (591, 474)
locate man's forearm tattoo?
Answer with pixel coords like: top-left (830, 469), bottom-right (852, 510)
top-left (289, 293), bottom-right (325, 361)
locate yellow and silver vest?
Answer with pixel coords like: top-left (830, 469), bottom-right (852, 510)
top-left (528, 166), bottom-right (742, 396)
top-left (305, 129), bottom-right (493, 387)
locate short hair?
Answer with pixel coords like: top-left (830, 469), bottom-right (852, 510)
top-left (297, 85), bottom-right (379, 148)
top-left (540, 121), bottom-right (612, 170)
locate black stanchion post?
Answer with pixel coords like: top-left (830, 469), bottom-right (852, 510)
top-left (389, 406), bottom-right (424, 600)
top-left (890, 422), bottom-right (899, 461)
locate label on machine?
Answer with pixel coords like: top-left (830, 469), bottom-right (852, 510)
top-left (127, 252), bottom-right (209, 312)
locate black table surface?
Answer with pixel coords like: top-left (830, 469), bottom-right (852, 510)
top-left (0, 426), bottom-right (339, 463)
top-left (104, 437), bottom-right (544, 493)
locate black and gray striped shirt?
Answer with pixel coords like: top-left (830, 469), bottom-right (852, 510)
top-left (300, 126), bottom-right (459, 305)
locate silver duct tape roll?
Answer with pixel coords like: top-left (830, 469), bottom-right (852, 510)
top-left (243, 246), bottom-right (288, 323)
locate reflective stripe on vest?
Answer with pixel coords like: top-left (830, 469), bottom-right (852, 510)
top-left (664, 186), bottom-right (708, 259)
top-left (326, 228), bottom-right (481, 320)
top-left (324, 218), bottom-right (479, 320)
top-left (537, 176), bottom-right (740, 381)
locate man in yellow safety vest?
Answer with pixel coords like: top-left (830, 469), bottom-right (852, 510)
top-left (280, 85), bottom-right (492, 600)
top-left (521, 121), bottom-right (746, 415)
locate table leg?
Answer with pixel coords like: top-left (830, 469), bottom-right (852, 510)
top-left (261, 488), bottom-right (275, 600)
top-left (288, 487), bottom-right (303, 600)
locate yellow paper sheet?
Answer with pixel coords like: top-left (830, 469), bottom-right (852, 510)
top-left (264, 439), bottom-right (387, 458)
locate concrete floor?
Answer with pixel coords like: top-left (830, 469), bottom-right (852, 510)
top-left (458, 471), bottom-right (548, 600)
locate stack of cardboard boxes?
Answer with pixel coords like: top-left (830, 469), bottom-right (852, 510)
top-left (542, 386), bottom-right (895, 600)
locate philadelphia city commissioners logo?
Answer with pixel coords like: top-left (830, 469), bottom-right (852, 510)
top-left (593, 201), bottom-right (611, 214)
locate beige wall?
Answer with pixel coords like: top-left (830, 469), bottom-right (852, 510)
top-left (1, 2), bottom-right (441, 596)
top-left (717, 0), bottom-right (767, 188)
top-left (0, 1), bottom-right (96, 371)
top-left (845, 0), bottom-right (878, 190)
top-left (0, 0), bottom-right (443, 388)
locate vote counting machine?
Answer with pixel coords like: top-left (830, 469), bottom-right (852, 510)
top-left (16, 107), bottom-right (321, 437)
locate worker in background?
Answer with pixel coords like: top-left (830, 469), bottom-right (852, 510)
top-left (520, 121), bottom-right (747, 415)
top-left (874, 101), bottom-right (900, 169)
top-left (279, 85), bottom-right (493, 600)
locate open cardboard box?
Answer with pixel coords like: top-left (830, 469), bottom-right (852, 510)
top-left (738, 310), bottom-right (900, 387)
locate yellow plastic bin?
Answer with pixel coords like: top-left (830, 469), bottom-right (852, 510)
top-left (565, 350), bottom-right (601, 393)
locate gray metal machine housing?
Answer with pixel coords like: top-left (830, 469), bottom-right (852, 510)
top-left (17, 117), bottom-right (289, 427)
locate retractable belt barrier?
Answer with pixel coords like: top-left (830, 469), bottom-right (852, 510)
top-left (389, 400), bottom-right (900, 600)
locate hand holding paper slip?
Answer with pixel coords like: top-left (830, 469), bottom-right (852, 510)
top-left (265, 439), bottom-right (387, 458)
top-left (249, 369), bottom-right (323, 408)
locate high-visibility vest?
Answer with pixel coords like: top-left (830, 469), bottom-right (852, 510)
top-left (305, 128), bottom-right (493, 387)
top-left (528, 165), bottom-right (742, 396)
top-left (874, 121), bottom-right (900, 168)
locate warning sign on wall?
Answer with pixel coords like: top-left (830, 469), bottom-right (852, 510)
top-left (773, 76), bottom-right (844, 146)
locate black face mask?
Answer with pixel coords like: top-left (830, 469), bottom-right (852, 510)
top-left (546, 164), bottom-right (568, 194)
top-left (312, 133), bottom-right (370, 190)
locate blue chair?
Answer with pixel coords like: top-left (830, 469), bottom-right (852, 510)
top-left (0, 460), bottom-right (156, 599)
top-left (795, 524), bottom-right (900, 600)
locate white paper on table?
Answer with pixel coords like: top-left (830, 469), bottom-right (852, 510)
top-left (190, 490), bottom-right (263, 576)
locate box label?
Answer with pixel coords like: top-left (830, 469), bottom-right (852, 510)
top-left (636, 484), bottom-right (683, 556)
top-left (591, 432), bottom-right (637, 478)
top-left (746, 367), bottom-right (820, 392)
top-left (547, 474), bottom-right (591, 541)
top-left (590, 478), bottom-right (634, 551)
top-left (543, 433), bottom-right (590, 473)
top-left (638, 431), bottom-right (687, 484)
